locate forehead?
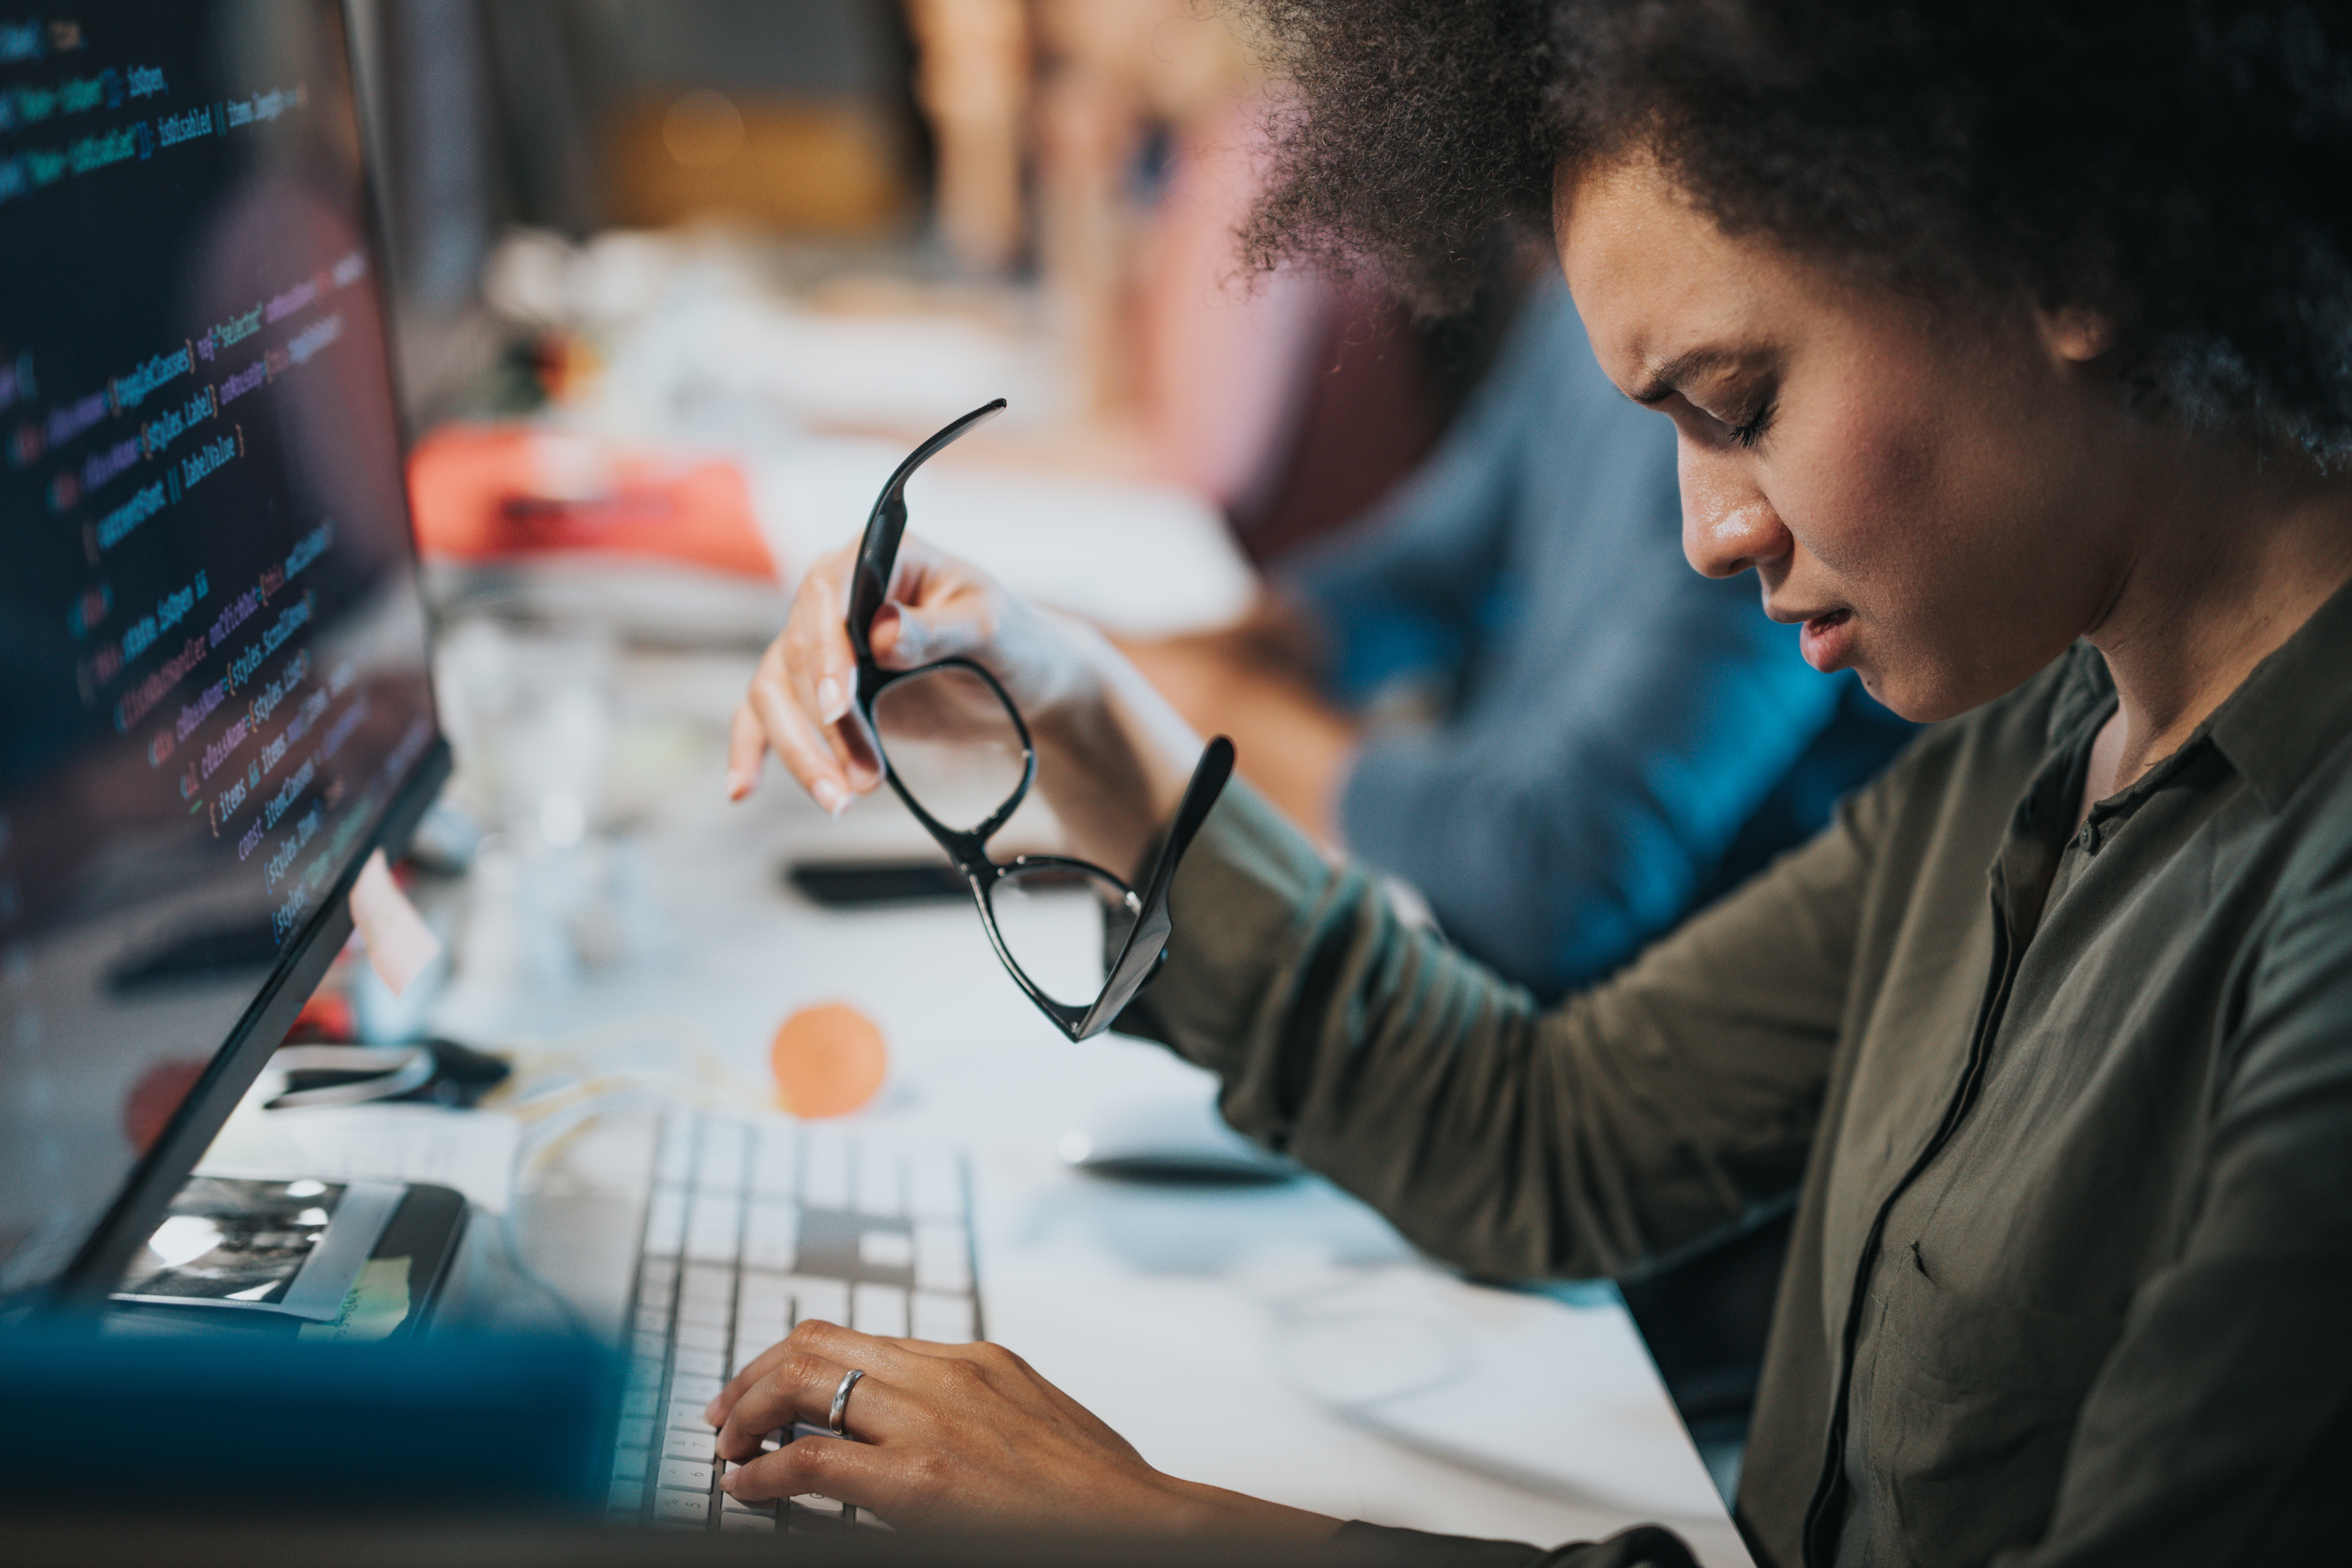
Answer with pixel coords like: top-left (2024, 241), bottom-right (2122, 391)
top-left (1554, 156), bottom-right (1797, 396)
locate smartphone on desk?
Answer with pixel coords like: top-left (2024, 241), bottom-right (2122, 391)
top-left (785, 858), bottom-right (968, 906)
top-left (785, 858), bottom-right (1097, 907)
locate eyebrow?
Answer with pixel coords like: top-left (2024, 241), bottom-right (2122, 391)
top-left (1629, 348), bottom-right (1743, 406)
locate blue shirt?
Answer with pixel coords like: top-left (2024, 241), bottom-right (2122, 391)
top-left (1281, 278), bottom-right (1915, 999)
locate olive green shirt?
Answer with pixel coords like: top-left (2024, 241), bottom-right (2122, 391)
top-left (1116, 584), bottom-right (2352, 1567)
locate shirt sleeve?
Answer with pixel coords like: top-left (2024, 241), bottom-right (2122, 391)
top-left (1997, 836), bottom-right (2352, 1567)
top-left (1115, 771), bottom-right (1878, 1281)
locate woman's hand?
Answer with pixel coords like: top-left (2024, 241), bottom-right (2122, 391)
top-left (725, 534), bottom-right (1212, 873)
top-left (704, 1318), bottom-right (1337, 1539)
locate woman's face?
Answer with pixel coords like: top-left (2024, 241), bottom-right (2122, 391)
top-left (1558, 155), bottom-right (2135, 722)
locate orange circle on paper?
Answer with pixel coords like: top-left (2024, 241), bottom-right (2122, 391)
top-left (770, 1003), bottom-right (888, 1118)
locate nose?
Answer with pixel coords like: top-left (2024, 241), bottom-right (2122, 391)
top-left (1678, 439), bottom-right (1790, 580)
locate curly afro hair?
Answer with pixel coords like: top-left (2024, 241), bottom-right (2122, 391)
top-left (1238, 0), bottom-right (2352, 460)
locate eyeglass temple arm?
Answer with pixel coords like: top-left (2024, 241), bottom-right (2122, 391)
top-left (848, 398), bottom-right (1008, 664)
top-left (1076, 735), bottom-right (1236, 1039)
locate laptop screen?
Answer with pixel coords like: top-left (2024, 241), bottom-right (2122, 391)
top-left (0, 1), bottom-right (438, 1302)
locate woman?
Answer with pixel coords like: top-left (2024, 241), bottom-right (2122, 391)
top-left (714, 3), bottom-right (2352, 1563)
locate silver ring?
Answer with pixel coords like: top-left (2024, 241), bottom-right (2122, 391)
top-left (827, 1367), bottom-right (864, 1437)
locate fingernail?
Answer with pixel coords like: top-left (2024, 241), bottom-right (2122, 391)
top-left (704, 1399), bottom-right (722, 1423)
top-left (724, 769), bottom-right (747, 801)
top-left (813, 778), bottom-right (849, 817)
top-left (816, 677), bottom-right (847, 723)
top-left (874, 605), bottom-right (913, 659)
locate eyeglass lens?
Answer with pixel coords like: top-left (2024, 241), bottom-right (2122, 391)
top-left (868, 665), bottom-right (1028, 834)
top-left (988, 863), bottom-right (1138, 1008)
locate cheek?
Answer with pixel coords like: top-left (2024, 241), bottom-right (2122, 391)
top-left (1767, 396), bottom-right (1949, 585)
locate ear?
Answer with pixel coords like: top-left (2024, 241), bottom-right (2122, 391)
top-left (2036, 303), bottom-right (2115, 365)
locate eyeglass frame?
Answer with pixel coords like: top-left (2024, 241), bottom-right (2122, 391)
top-left (845, 398), bottom-right (1235, 1041)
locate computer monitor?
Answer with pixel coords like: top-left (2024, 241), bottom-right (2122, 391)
top-left (0, 1), bottom-right (449, 1311)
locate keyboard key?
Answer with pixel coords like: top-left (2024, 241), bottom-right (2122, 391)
top-left (720, 1508), bottom-right (776, 1532)
top-left (721, 1477), bottom-right (777, 1514)
top-left (676, 1294), bottom-right (730, 1329)
top-left (736, 1273), bottom-right (790, 1340)
top-left (643, 1190), bottom-right (687, 1257)
top-left (858, 1228), bottom-right (915, 1270)
top-left (744, 1200), bottom-right (799, 1271)
top-left (612, 1446), bottom-right (649, 1482)
top-left (792, 1493), bottom-right (845, 1516)
top-left (674, 1347), bottom-right (725, 1380)
top-left (621, 1389), bottom-right (659, 1419)
top-left (856, 1146), bottom-right (904, 1216)
top-left (788, 1277), bottom-right (849, 1328)
top-left (734, 1314), bottom-right (784, 1358)
top-left (681, 1262), bottom-right (732, 1303)
top-left (632, 1331), bottom-right (667, 1362)
top-left (617, 1417), bottom-right (655, 1450)
top-left (655, 1112), bottom-right (697, 1187)
top-left (658, 1458), bottom-right (714, 1493)
top-left (911, 1290), bottom-right (976, 1343)
top-left (750, 1124), bottom-right (798, 1198)
top-left (732, 1339), bottom-right (767, 1377)
top-left (665, 1425), bottom-right (717, 1457)
top-left (654, 1489), bottom-right (711, 1525)
top-left (908, 1151), bottom-right (964, 1220)
top-left (609, 1479), bottom-right (644, 1512)
top-left (803, 1128), bottom-right (850, 1210)
top-left (635, 1305), bottom-right (671, 1336)
top-left (637, 1257), bottom-right (678, 1300)
top-left (686, 1193), bottom-right (742, 1263)
top-left (697, 1120), bottom-right (750, 1193)
top-left (670, 1396), bottom-right (718, 1429)
top-left (675, 1320), bottom-right (728, 1354)
top-left (671, 1373), bottom-right (724, 1404)
top-left (914, 1222), bottom-right (971, 1292)
top-left (851, 1283), bottom-right (908, 1338)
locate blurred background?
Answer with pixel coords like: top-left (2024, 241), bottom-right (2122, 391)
top-left (354, 0), bottom-right (1480, 542)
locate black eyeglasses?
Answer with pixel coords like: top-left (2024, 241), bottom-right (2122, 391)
top-left (847, 399), bottom-right (1234, 1041)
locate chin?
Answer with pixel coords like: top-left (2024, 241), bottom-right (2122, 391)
top-left (1858, 665), bottom-right (1970, 725)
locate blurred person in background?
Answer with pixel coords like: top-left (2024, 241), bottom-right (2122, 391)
top-left (1023, 0), bottom-right (1457, 552)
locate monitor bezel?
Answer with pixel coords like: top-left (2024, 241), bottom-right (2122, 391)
top-left (44, 0), bottom-right (456, 1310)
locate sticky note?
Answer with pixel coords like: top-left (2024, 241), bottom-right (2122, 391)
top-left (350, 848), bottom-right (441, 996)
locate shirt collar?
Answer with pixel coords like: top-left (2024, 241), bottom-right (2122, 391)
top-left (2035, 573), bottom-right (2352, 816)
top-left (2205, 572), bottom-right (2352, 812)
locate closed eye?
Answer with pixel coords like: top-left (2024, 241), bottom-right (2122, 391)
top-left (1728, 395), bottom-right (1776, 449)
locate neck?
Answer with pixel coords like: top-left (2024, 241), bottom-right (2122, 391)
top-left (2084, 447), bottom-right (2352, 791)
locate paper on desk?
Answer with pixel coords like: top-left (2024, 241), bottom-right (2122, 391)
top-left (350, 849), bottom-right (442, 996)
top-left (1266, 1263), bottom-right (1732, 1524)
top-left (201, 1102), bottom-right (519, 1213)
top-left (752, 440), bottom-right (1258, 637)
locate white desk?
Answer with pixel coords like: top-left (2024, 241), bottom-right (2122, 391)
top-left (243, 635), bottom-right (1752, 1566)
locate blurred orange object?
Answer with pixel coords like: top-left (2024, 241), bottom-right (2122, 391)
top-left (407, 424), bottom-right (778, 581)
top-left (770, 1002), bottom-right (888, 1118)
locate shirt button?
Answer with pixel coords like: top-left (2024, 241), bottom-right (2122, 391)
top-left (2077, 824), bottom-right (2099, 853)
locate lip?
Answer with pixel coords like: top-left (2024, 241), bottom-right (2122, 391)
top-left (1795, 608), bottom-right (1856, 672)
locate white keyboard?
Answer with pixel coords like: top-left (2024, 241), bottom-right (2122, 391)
top-left (605, 1110), bottom-right (980, 1532)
